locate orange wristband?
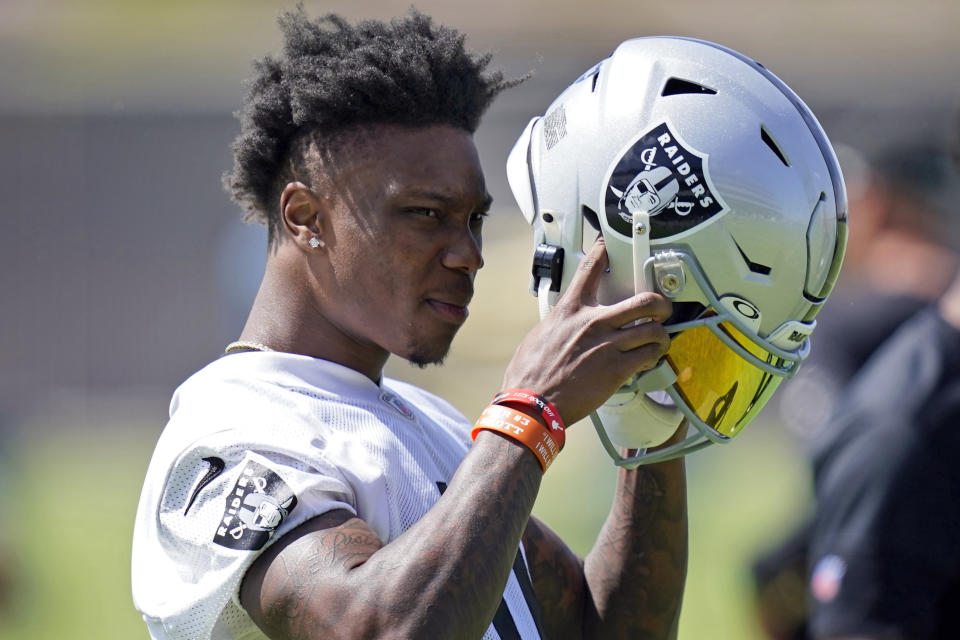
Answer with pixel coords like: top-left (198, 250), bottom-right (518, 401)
top-left (471, 404), bottom-right (561, 473)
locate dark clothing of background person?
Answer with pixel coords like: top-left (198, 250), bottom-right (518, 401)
top-left (750, 294), bottom-right (927, 640)
top-left (751, 138), bottom-right (960, 640)
top-left (807, 306), bottom-right (960, 639)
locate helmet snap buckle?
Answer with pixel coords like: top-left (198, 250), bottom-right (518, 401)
top-left (532, 244), bottom-right (565, 293)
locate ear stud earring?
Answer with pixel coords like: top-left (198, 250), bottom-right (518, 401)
top-left (308, 237), bottom-right (324, 249)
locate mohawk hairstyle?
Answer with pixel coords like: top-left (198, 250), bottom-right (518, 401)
top-left (224, 8), bottom-right (521, 240)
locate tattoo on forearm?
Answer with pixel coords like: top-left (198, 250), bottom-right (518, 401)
top-left (584, 463), bottom-right (687, 639)
top-left (523, 518), bottom-right (586, 639)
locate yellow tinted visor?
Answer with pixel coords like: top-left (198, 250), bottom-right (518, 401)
top-left (666, 322), bottom-right (783, 438)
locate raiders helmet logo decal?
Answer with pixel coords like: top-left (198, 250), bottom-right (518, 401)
top-left (213, 460), bottom-right (297, 551)
top-left (604, 122), bottom-right (726, 239)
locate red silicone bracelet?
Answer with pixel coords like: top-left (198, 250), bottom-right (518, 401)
top-left (491, 389), bottom-right (566, 450)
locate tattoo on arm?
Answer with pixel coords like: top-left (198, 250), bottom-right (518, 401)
top-left (522, 516), bottom-right (586, 640)
top-left (242, 511), bottom-right (384, 637)
top-left (583, 461), bottom-right (688, 639)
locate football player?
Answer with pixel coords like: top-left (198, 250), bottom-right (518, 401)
top-left (131, 10), bottom-right (845, 640)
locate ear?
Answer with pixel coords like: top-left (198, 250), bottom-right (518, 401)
top-left (279, 182), bottom-right (324, 250)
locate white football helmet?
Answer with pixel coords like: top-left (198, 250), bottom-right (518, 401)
top-left (507, 37), bottom-right (848, 467)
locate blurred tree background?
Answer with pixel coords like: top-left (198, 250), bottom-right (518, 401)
top-left (1, 1), bottom-right (958, 638)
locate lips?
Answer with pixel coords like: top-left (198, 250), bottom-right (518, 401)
top-left (424, 277), bottom-right (474, 323)
top-left (425, 282), bottom-right (473, 324)
top-left (426, 298), bottom-right (470, 323)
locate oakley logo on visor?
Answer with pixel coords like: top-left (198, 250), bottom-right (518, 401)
top-left (605, 122), bottom-right (726, 239)
top-left (719, 295), bottom-right (762, 331)
top-left (733, 300), bottom-right (759, 319)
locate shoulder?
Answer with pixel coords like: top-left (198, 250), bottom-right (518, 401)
top-left (132, 409), bottom-right (358, 639)
top-left (134, 354), bottom-right (378, 571)
top-left (132, 446), bottom-right (356, 638)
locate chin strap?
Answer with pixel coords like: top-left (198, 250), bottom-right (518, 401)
top-left (537, 277), bottom-right (554, 320)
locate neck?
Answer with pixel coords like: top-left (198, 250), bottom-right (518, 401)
top-left (236, 252), bottom-right (389, 382)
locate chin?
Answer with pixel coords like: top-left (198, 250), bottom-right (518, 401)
top-left (408, 353), bottom-right (446, 369)
top-left (403, 334), bottom-right (455, 369)
top-left (406, 343), bottom-right (450, 369)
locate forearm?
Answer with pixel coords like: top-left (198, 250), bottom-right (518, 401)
top-left (254, 430), bottom-right (542, 640)
top-left (363, 431), bottom-right (542, 637)
top-left (582, 454), bottom-right (688, 639)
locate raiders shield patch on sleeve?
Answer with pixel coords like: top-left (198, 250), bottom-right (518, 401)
top-left (213, 459), bottom-right (297, 551)
top-left (605, 121), bottom-right (726, 239)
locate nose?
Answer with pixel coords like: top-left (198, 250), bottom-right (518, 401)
top-left (442, 226), bottom-right (484, 273)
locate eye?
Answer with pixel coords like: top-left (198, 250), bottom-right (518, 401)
top-left (470, 211), bottom-right (488, 226)
top-left (405, 207), bottom-right (440, 219)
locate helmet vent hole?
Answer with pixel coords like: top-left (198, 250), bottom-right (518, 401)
top-left (760, 125), bottom-right (791, 167)
top-left (590, 70), bottom-right (600, 92)
top-left (734, 238), bottom-right (772, 275)
top-left (582, 205), bottom-right (601, 231)
top-left (581, 206), bottom-right (601, 253)
top-left (661, 77), bottom-right (717, 96)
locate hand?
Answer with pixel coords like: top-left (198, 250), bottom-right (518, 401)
top-left (502, 236), bottom-right (672, 425)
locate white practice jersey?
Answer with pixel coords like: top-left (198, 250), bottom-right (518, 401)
top-left (132, 351), bottom-right (544, 640)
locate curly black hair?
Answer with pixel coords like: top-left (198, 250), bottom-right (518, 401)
top-left (224, 8), bottom-right (521, 241)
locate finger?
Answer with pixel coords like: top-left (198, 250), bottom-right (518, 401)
top-left (605, 291), bottom-right (673, 327)
top-left (563, 235), bottom-right (609, 304)
top-left (613, 320), bottom-right (672, 355)
top-left (621, 341), bottom-right (672, 377)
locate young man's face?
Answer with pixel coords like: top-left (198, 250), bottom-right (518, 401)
top-left (314, 124), bottom-right (490, 367)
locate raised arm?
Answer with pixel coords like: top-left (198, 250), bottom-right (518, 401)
top-left (507, 236), bottom-right (685, 639)
top-left (583, 447), bottom-right (687, 639)
top-left (241, 238), bottom-right (673, 639)
top-left (521, 434), bottom-right (687, 640)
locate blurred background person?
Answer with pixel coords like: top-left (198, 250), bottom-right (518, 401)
top-left (751, 133), bottom-right (960, 639)
top-left (803, 111), bottom-right (960, 640)
top-left (776, 139), bottom-right (960, 447)
top-left (804, 265), bottom-right (960, 639)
